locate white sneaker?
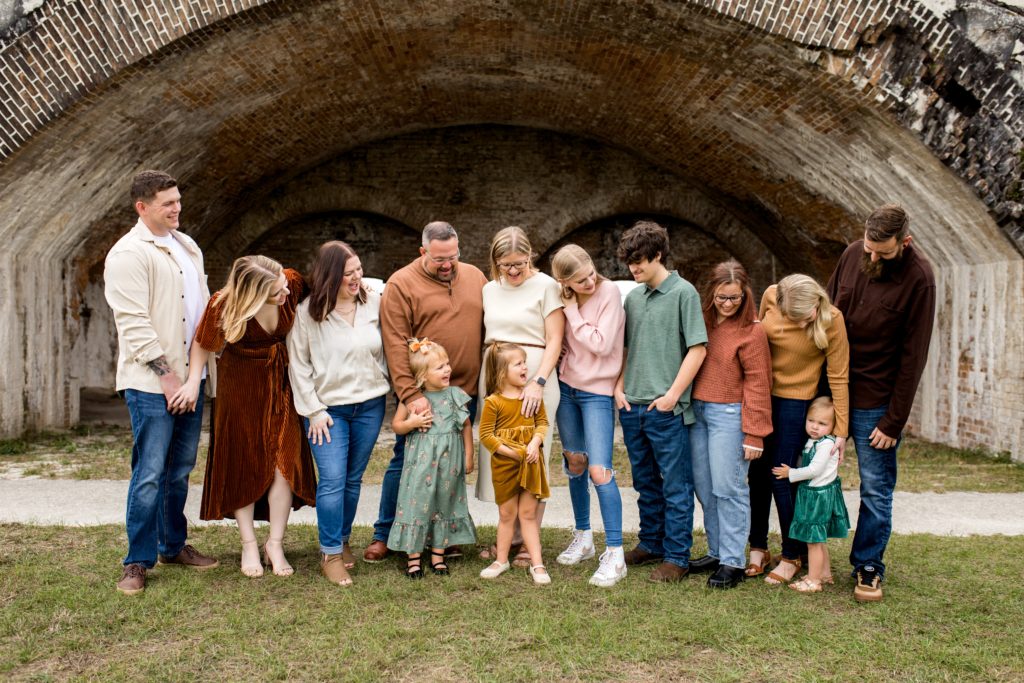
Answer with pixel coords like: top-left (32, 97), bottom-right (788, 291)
top-left (557, 529), bottom-right (595, 565)
top-left (589, 547), bottom-right (627, 587)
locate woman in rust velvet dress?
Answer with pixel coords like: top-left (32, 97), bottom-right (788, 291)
top-left (179, 255), bottom-right (316, 577)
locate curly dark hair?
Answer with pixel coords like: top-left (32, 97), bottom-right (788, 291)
top-left (616, 220), bottom-right (670, 266)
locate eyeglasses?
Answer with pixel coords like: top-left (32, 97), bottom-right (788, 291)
top-left (714, 294), bottom-right (744, 304)
top-left (497, 260), bottom-right (529, 272)
top-left (425, 249), bottom-right (460, 264)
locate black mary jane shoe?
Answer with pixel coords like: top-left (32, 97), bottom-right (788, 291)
top-left (430, 551), bottom-right (450, 576)
top-left (406, 555), bottom-right (424, 580)
top-left (688, 554), bottom-right (721, 574)
top-left (707, 565), bottom-right (746, 589)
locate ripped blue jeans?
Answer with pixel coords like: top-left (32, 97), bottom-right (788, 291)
top-left (555, 383), bottom-right (623, 547)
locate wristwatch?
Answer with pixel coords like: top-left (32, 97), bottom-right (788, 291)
top-left (531, 376), bottom-right (547, 387)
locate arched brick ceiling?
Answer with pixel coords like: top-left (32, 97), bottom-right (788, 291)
top-left (0, 0), bottom-right (1020, 285)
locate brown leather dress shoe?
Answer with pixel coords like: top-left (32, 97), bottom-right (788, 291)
top-left (624, 546), bottom-right (663, 566)
top-left (158, 544), bottom-right (219, 570)
top-left (117, 563), bottom-right (146, 595)
top-left (648, 561), bottom-right (689, 583)
top-left (363, 539), bottom-right (391, 563)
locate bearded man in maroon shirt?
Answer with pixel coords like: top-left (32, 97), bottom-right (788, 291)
top-left (826, 204), bottom-right (936, 603)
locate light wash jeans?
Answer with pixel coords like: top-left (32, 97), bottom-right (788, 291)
top-left (555, 383), bottom-right (623, 547)
top-left (123, 383), bottom-right (205, 568)
top-left (689, 400), bottom-right (750, 569)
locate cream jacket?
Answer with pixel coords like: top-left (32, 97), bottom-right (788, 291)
top-left (104, 220), bottom-right (215, 394)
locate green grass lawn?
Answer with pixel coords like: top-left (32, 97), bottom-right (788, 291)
top-left (1, 524), bottom-right (1022, 682)
top-left (3, 426), bottom-right (1023, 494)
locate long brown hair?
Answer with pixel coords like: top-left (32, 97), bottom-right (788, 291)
top-left (484, 342), bottom-right (526, 396)
top-left (699, 259), bottom-right (756, 329)
top-left (307, 241), bottom-right (367, 323)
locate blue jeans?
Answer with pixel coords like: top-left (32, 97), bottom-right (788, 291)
top-left (849, 405), bottom-right (899, 579)
top-left (556, 384), bottom-right (623, 547)
top-left (749, 396), bottom-right (809, 560)
top-left (304, 395), bottom-right (386, 555)
top-left (690, 400), bottom-right (750, 569)
top-left (374, 393), bottom-right (478, 542)
top-left (619, 404), bottom-right (694, 568)
top-left (123, 383), bottom-right (205, 568)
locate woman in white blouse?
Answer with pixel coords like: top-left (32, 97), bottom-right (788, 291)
top-left (287, 241), bottom-right (390, 587)
top-left (476, 226), bottom-right (565, 565)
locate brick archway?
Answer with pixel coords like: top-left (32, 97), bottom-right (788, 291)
top-left (1, 1), bottom-right (1022, 456)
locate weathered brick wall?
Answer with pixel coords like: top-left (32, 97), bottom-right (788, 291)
top-left (0, 1), bottom-right (1021, 459)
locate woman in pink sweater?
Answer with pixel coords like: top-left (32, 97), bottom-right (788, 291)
top-left (689, 260), bottom-right (773, 589)
top-left (550, 245), bottom-right (627, 587)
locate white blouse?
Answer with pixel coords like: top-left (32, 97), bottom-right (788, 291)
top-left (287, 290), bottom-right (390, 422)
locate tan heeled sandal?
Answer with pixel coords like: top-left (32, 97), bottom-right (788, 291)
top-left (764, 557), bottom-right (801, 585)
top-left (745, 548), bottom-right (772, 577)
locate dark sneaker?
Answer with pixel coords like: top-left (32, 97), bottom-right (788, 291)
top-left (117, 563), bottom-right (146, 595)
top-left (854, 566), bottom-right (883, 602)
top-left (648, 561), bottom-right (689, 583)
top-left (624, 546), bottom-right (663, 566)
top-left (158, 544), bottom-right (219, 570)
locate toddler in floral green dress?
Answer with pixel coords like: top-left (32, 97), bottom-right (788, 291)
top-left (387, 339), bottom-right (477, 578)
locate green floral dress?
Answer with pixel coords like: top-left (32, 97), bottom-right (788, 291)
top-left (387, 386), bottom-right (477, 553)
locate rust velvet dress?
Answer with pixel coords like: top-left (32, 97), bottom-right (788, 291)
top-left (197, 268), bottom-right (317, 521)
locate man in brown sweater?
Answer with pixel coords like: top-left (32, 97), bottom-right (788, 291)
top-left (826, 204), bottom-right (935, 603)
top-left (363, 221), bottom-right (488, 562)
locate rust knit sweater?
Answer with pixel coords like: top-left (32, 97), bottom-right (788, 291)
top-left (692, 316), bottom-right (774, 450)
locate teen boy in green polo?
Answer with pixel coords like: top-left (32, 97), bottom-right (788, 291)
top-left (613, 221), bottom-right (707, 582)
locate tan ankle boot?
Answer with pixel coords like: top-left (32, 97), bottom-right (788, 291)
top-left (321, 553), bottom-right (353, 586)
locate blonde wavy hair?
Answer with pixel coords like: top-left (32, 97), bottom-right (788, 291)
top-left (550, 244), bottom-right (606, 298)
top-left (407, 338), bottom-right (450, 389)
top-left (488, 226), bottom-right (535, 281)
top-left (216, 255), bottom-right (284, 344)
top-left (775, 273), bottom-right (833, 350)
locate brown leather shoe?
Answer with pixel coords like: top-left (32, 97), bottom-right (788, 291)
top-left (648, 561), bottom-right (689, 583)
top-left (158, 544), bottom-right (219, 570)
top-left (116, 563), bottom-right (146, 595)
top-left (363, 539), bottom-right (391, 563)
top-left (624, 546), bottom-right (663, 566)
top-left (321, 553), bottom-right (353, 586)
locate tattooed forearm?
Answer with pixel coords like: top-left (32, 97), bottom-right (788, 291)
top-left (147, 356), bottom-right (172, 377)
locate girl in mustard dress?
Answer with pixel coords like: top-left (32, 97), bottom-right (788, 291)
top-left (478, 342), bottom-right (552, 585)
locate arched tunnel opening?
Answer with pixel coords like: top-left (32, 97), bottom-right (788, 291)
top-left (1, 0), bottom-right (1022, 456)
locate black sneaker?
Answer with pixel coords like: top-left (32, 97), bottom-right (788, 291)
top-left (854, 565), bottom-right (883, 602)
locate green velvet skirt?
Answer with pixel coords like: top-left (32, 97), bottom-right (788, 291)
top-left (789, 478), bottom-right (850, 543)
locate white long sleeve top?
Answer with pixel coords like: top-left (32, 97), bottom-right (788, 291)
top-left (787, 435), bottom-right (840, 487)
top-left (287, 291), bottom-right (390, 423)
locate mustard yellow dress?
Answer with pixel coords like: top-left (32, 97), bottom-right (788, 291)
top-left (478, 393), bottom-right (550, 505)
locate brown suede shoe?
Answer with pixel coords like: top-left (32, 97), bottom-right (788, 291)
top-left (624, 546), bottom-right (663, 566)
top-left (648, 561), bottom-right (689, 583)
top-left (321, 553), bottom-right (353, 586)
top-left (158, 544), bottom-right (219, 570)
top-left (363, 539), bottom-right (391, 563)
top-left (116, 563), bottom-right (146, 595)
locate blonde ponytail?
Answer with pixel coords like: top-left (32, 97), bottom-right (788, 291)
top-left (776, 274), bottom-right (832, 350)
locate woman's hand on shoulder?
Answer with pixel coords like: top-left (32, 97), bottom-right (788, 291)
top-left (307, 414), bottom-right (334, 446)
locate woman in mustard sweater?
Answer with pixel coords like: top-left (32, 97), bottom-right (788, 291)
top-left (749, 274), bottom-right (849, 585)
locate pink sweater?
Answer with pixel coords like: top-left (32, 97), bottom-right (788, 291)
top-left (558, 280), bottom-right (625, 396)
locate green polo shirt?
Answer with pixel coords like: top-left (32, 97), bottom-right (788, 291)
top-left (623, 271), bottom-right (708, 423)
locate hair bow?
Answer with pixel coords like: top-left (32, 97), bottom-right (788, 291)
top-left (408, 337), bottom-right (434, 354)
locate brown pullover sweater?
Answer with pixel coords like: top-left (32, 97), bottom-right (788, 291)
top-left (380, 258), bottom-right (488, 405)
top-left (826, 240), bottom-right (936, 437)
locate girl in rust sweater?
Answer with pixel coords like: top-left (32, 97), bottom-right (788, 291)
top-left (690, 260), bottom-right (773, 589)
